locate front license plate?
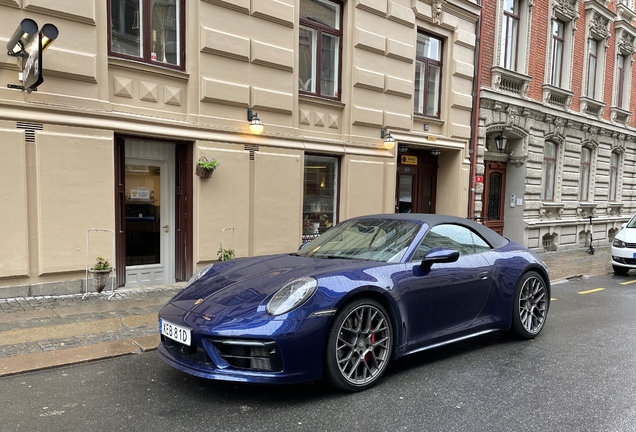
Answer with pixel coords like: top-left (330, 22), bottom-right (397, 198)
top-left (160, 319), bottom-right (191, 346)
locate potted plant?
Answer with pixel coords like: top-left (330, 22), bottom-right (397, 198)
top-left (196, 156), bottom-right (220, 178)
top-left (89, 256), bottom-right (112, 293)
top-left (217, 244), bottom-right (235, 261)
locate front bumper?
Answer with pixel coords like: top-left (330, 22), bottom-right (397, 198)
top-left (610, 246), bottom-right (636, 268)
top-left (157, 305), bottom-right (332, 385)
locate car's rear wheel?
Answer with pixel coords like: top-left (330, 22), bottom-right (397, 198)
top-left (325, 298), bottom-right (392, 392)
top-left (613, 265), bottom-right (629, 276)
top-left (511, 271), bottom-right (549, 339)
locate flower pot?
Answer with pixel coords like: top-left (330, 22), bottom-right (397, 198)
top-left (89, 269), bottom-right (111, 293)
top-left (195, 165), bottom-right (214, 178)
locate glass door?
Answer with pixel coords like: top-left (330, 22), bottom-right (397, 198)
top-left (124, 157), bottom-right (174, 286)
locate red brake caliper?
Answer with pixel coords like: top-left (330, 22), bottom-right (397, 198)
top-left (365, 329), bottom-right (375, 362)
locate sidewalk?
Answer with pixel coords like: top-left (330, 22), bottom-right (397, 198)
top-left (0, 284), bottom-right (184, 377)
top-left (0, 249), bottom-right (614, 378)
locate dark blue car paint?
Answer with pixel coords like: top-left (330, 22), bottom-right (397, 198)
top-left (158, 215), bottom-right (550, 385)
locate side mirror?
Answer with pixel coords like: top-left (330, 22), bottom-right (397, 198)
top-left (420, 247), bottom-right (459, 270)
top-left (622, 223), bottom-right (627, 229)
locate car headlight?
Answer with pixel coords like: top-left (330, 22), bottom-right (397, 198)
top-left (613, 238), bottom-right (627, 248)
top-left (266, 277), bottom-right (318, 316)
top-left (186, 264), bottom-right (213, 287)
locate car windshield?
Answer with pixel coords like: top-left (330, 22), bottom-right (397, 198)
top-left (296, 218), bottom-right (421, 262)
top-left (627, 217), bottom-right (636, 228)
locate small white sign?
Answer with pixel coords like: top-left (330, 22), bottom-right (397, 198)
top-left (130, 188), bottom-right (150, 200)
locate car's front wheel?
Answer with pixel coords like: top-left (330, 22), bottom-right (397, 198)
top-left (613, 265), bottom-right (629, 276)
top-left (325, 298), bottom-right (393, 392)
top-left (511, 271), bottom-right (549, 339)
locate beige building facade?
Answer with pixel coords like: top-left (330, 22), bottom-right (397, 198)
top-left (0, 0), bottom-right (479, 298)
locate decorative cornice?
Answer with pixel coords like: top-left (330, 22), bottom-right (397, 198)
top-left (554, 0), bottom-right (580, 22)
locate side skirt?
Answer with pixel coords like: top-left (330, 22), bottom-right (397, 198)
top-left (400, 329), bottom-right (499, 357)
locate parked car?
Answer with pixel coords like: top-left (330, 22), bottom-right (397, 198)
top-left (157, 214), bottom-right (550, 391)
top-left (610, 215), bottom-right (636, 275)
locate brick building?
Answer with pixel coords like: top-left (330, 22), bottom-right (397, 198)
top-left (474, 0), bottom-right (636, 252)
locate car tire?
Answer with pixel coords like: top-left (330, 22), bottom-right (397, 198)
top-left (510, 271), bottom-right (549, 339)
top-left (325, 298), bottom-right (393, 392)
top-left (613, 265), bottom-right (629, 276)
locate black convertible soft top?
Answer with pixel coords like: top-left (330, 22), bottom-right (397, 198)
top-left (355, 213), bottom-right (509, 249)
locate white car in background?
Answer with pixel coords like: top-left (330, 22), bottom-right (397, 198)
top-left (611, 215), bottom-right (636, 275)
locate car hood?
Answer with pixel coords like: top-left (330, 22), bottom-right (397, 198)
top-left (169, 254), bottom-right (391, 318)
top-left (617, 227), bottom-right (636, 243)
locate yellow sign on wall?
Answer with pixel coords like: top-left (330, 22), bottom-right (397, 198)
top-left (401, 155), bottom-right (418, 165)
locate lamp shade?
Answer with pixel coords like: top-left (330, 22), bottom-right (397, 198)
top-left (494, 133), bottom-right (508, 152)
top-left (249, 117), bottom-right (264, 135)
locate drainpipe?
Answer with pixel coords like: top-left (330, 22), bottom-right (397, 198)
top-left (468, 11), bottom-right (483, 219)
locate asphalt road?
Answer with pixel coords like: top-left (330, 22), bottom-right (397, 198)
top-left (1, 274), bottom-right (635, 432)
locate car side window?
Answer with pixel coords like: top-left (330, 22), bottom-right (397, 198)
top-left (413, 224), bottom-right (491, 261)
top-left (471, 232), bottom-right (492, 253)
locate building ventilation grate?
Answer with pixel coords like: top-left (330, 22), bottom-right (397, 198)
top-left (17, 122), bottom-right (43, 143)
top-left (244, 144), bottom-right (259, 161)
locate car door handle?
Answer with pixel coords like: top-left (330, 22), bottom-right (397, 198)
top-left (477, 271), bottom-right (489, 280)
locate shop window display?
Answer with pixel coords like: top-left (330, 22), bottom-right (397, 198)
top-left (303, 155), bottom-right (338, 241)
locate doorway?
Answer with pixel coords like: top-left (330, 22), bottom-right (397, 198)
top-left (483, 161), bottom-right (507, 235)
top-left (115, 137), bottom-right (193, 288)
top-left (396, 149), bottom-right (438, 214)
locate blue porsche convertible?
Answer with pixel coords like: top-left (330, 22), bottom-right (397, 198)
top-left (158, 214), bottom-right (550, 391)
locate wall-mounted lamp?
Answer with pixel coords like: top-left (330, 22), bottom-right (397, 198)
top-left (494, 132), bottom-right (508, 153)
top-left (398, 144), bottom-right (409, 153)
top-left (6, 18), bottom-right (38, 57)
top-left (40, 23), bottom-right (59, 52)
top-left (247, 108), bottom-right (263, 135)
top-left (381, 128), bottom-right (395, 149)
top-left (430, 148), bottom-right (442, 156)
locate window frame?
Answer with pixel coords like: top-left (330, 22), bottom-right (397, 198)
top-left (298, 0), bottom-right (343, 100)
top-left (500, 0), bottom-right (520, 70)
top-left (587, 38), bottom-right (598, 99)
top-left (617, 55), bottom-right (626, 108)
top-left (578, 147), bottom-right (592, 202)
top-left (302, 154), bottom-right (340, 242)
top-left (108, 0), bottom-right (186, 71)
top-left (609, 152), bottom-right (619, 202)
top-left (550, 19), bottom-right (565, 87)
top-left (541, 141), bottom-right (558, 202)
top-left (414, 32), bottom-right (444, 118)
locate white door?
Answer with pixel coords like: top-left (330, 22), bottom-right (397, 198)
top-left (124, 141), bottom-right (175, 287)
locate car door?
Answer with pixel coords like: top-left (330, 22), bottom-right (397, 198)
top-left (404, 224), bottom-right (494, 346)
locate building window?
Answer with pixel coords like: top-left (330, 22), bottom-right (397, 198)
top-left (587, 39), bottom-right (598, 99)
top-left (550, 20), bottom-right (564, 87)
top-left (303, 155), bottom-right (338, 241)
top-left (617, 55), bottom-right (625, 107)
top-left (500, 0), bottom-right (519, 70)
top-left (109, 0), bottom-right (184, 68)
top-left (541, 141), bottom-right (557, 202)
top-left (609, 152), bottom-right (619, 202)
top-left (579, 147), bottom-right (591, 202)
top-left (299, 0), bottom-right (342, 99)
top-left (414, 33), bottom-right (443, 118)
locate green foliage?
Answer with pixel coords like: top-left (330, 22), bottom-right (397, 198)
top-left (217, 245), bottom-right (235, 261)
top-left (91, 256), bottom-right (111, 271)
top-left (197, 158), bottom-right (220, 171)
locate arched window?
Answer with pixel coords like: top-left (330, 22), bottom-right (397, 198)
top-left (541, 142), bottom-right (558, 201)
top-left (579, 147), bottom-right (592, 202)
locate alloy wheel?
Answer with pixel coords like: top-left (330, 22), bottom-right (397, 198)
top-left (334, 304), bottom-right (391, 386)
top-left (518, 275), bottom-right (548, 334)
